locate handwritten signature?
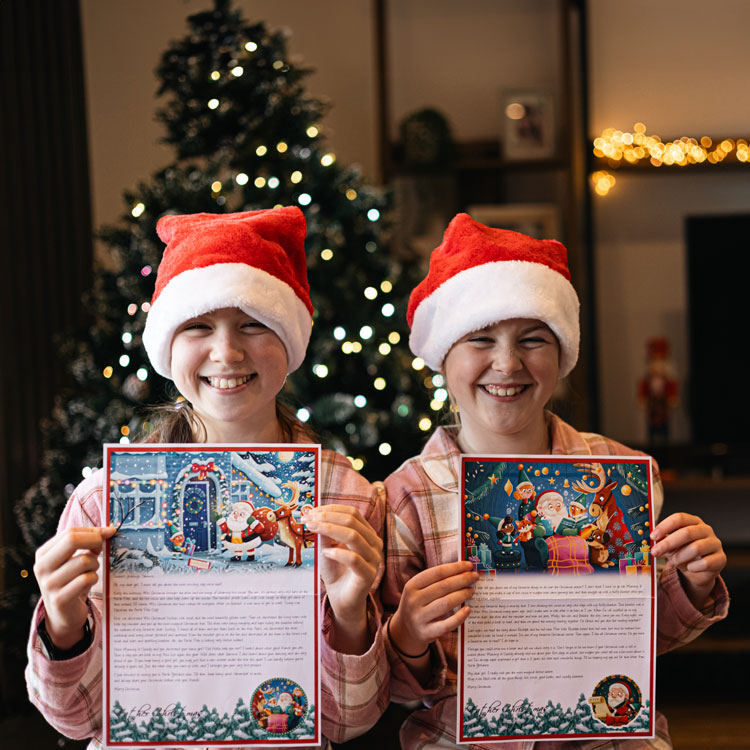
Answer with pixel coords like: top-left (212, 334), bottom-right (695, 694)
top-left (125, 703), bottom-right (201, 722)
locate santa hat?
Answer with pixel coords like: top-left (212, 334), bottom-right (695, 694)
top-left (407, 213), bottom-right (579, 375)
top-left (143, 207), bottom-right (313, 379)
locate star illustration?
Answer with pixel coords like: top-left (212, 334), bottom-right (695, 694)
top-left (489, 474), bottom-right (498, 484)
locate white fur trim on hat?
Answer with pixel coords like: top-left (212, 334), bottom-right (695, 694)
top-left (409, 259), bottom-right (580, 375)
top-left (143, 262), bottom-right (312, 379)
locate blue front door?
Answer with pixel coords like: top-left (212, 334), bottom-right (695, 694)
top-left (182, 481), bottom-right (210, 551)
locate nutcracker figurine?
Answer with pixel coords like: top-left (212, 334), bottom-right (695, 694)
top-left (638, 337), bottom-right (678, 444)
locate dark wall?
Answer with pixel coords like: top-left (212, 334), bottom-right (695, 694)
top-left (0, 0), bottom-right (93, 562)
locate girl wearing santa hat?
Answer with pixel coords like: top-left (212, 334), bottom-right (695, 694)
top-left (381, 213), bottom-right (728, 749)
top-left (28, 207), bottom-right (387, 748)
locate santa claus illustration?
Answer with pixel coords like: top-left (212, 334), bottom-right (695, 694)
top-left (534, 490), bottom-right (576, 536)
top-left (604, 681), bottom-right (638, 725)
top-left (217, 500), bottom-right (262, 561)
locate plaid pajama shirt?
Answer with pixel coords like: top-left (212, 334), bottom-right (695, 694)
top-left (26, 449), bottom-right (388, 749)
top-left (382, 414), bottom-right (729, 750)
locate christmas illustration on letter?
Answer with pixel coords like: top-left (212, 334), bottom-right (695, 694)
top-left (104, 444), bottom-right (320, 747)
top-left (458, 455), bottom-right (655, 743)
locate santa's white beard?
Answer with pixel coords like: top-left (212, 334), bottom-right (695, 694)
top-left (226, 514), bottom-right (250, 532)
top-left (544, 511), bottom-right (570, 528)
top-left (608, 694), bottom-right (626, 708)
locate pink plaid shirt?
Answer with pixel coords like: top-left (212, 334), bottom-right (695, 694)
top-left (382, 414), bottom-right (729, 750)
top-left (26, 449), bottom-right (388, 748)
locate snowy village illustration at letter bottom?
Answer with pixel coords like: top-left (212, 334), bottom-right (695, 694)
top-left (105, 445), bottom-right (320, 575)
top-left (461, 456), bottom-right (654, 579)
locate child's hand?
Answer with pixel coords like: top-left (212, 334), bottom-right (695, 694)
top-left (389, 561), bottom-right (479, 658)
top-left (304, 504), bottom-right (382, 653)
top-left (33, 526), bottom-right (116, 649)
top-left (650, 512), bottom-right (726, 609)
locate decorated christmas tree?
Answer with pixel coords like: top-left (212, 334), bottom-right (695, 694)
top-left (3, 0), bottom-right (435, 720)
top-left (16, 0), bottom-right (432, 553)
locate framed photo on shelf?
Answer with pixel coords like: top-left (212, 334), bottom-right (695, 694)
top-left (501, 88), bottom-right (556, 161)
top-left (467, 203), bottom-right (560, 241)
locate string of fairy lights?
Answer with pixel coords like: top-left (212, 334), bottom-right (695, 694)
top-left (591, 122), bottom-right (749, 195)
top-left (89, 31), bottom-right (449, 478)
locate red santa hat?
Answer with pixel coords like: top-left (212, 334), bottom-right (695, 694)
top-left (407, 213), bottom-right (579, 375)
top-left (143, 207), bottom-right (313, 379)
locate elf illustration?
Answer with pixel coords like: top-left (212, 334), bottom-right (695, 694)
top-left (484, 514), bottom-right (522, 571)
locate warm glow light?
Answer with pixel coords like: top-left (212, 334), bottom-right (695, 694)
top-left (276, 141), bottom-right (288, 153)
top-left (346, 189), bottom-right (357, 200)
top-left (245, 41), bottom-right (258, 52)
top-left (321, 153), bottom-right (335, 166)
top-left (131, 202), bottom-right (145, 218)
top-left (364, 286), bottom-right (377, 300)
top-left (306, 126), bottom-right (319, 138)
top-left (593, 123), bottom-right (748, 187)
top-left (231, 66), bottom-right (244, 77)
top-left (211, 180), bottom-right (222, 192)
top-left (412, 357), bottom-right (425, 371)
top-left (321, 248), bottom-right (334, 261)
top-left (290, 170), bottom-right (303, 183)
top-left (419, 417), bottom-right (432, 431)
top-left (236, 173), bottom-right (249, 185)
top-left (208, 98), bottom-right (220, 110)
top-left (388, 331), bottom-right (401, 344)
top-left (378, 343), bottom-right (391, 355)
top-left (373, 377), bottom-right (386, 390)
top-left (256, 145), bottom-right (268, 156)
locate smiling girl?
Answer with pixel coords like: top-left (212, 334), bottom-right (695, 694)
top-left (27, 207), bottom-right (387, 748)
top-left (382, 213), bottom-right (728, 750)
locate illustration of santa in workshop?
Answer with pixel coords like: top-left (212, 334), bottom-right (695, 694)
top-left (217, 499), bottom-right (262, 561)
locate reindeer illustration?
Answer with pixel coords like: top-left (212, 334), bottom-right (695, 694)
top-left (571, 462), bottom-right (619, 521)
top-left (572, 462), bottom-right (634, 564)
top-left (275, 480), bottom-right (315, 567)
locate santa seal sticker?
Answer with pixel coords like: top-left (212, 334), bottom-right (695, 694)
top-left (102, 444), bottom-right (321, 747)
top-left (457, 454), bottom-right (656, 743)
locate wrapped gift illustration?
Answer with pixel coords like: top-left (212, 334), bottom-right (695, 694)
top-left (478, 542), bottom-right (492, 568)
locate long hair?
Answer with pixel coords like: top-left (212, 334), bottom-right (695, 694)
top-left (141, 397), bottom-right (307, 443)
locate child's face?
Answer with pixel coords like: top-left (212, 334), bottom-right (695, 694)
top-left (444, 318), bottom-right (559, 448)
top-left (171, 307), bottom-right (288, 442)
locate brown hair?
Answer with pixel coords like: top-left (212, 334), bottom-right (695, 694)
top-left (140, 397), bottom-right (308, 444)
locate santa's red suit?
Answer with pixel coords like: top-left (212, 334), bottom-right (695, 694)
top-left (218, 508), bottom-right (262, 557)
